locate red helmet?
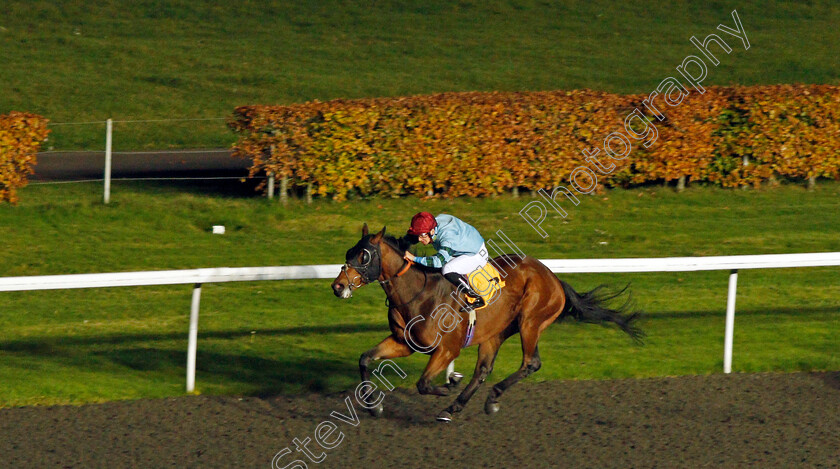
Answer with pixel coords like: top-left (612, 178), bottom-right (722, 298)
top-left (407, 212), bottom-right (437, 236)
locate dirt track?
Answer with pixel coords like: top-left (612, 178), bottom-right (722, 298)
top-left (1, 372), bottom-right (838, 468)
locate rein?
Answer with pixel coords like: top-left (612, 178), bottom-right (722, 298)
top-left (383, 263), bottom-right (427, 310)
top-left (379, 258), bottom-right (414, 285)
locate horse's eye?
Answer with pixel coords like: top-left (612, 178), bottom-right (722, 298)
top-left (360, 250), bottom-right (371, 265)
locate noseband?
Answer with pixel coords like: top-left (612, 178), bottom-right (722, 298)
top-left (342, 241), bottom-right (416, 295)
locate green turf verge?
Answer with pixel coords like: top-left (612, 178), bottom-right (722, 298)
top-left (0, 182), bottom-right (837, 407)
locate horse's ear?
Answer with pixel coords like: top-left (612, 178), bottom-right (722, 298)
top-left (370, 226), bottom-right (386, 244)
top-left (362, 223), bottom-right (369, 236)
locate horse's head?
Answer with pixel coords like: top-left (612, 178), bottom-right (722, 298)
top-left (332, 223), bottom-right (387, 298)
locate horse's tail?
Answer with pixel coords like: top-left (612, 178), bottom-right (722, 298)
top-left (558, 280), bottom-right (645, 343)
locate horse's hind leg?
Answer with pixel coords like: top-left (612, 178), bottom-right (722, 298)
top-left (485, 334), bottom-right (542, 415)
top-left (359, 335), bottom-right (413, 416)
top-left (436, 336), bottom-right (502, 422)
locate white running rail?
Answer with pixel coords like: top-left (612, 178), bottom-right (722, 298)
top-left (1, 252), bottom-right (838, 391)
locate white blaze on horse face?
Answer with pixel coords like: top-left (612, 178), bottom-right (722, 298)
top-left (335, 276), bottom-right (353, 298)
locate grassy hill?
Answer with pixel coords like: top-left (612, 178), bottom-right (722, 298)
top-left (0, 182), bottom-right (837, 406)
top-left (1, 0), bottom-right (838, 150)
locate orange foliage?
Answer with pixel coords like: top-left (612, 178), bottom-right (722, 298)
top-left (229, 85), bottom-right (840, 200)
top-left (0, 112), bottom-right (50, 204)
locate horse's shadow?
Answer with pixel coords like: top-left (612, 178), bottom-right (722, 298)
top-left (106, 348), bottom-right (360, 395)
top-left (0, 323), bottom-right (386, 396)
top-left (4, 305), bottom-right (837, 405)
top-left (814, 371), bottom-right (840, 391)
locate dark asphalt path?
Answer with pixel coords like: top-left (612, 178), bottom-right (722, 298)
top-left (32, 150), bottom-right (251, 180)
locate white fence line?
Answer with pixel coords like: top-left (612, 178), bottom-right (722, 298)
top-left (1, 253), bottom-right (838, 391)
top-left (0, 265), bottom-right (343, 292)
top-left (539, 252), bottom-right (840, 272)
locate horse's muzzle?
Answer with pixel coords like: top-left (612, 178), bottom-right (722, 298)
top-left (332, 281), bottom-right (352, 299)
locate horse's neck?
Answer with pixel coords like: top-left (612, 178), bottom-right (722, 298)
top-left (380, 260), bottom-right (438, 316)
top-left (380, 260), bottom-right (422, 299)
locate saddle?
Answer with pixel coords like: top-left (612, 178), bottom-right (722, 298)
top-left (461, 262), bottom-right (506, 347)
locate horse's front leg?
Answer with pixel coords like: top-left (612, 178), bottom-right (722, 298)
top-left (416, 347), bottom-right (459, 397)
top-left (359, 335), bottom-right (413, 417)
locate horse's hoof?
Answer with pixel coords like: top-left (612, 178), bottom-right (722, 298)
top-left (369, 403), bottom-right (384, 418)
top-left (484, 400), bottom-right (500, 415)
top-left (436, 410), bottom-right (452, 422)
top-left (448, 372), bottom-right (464, 386)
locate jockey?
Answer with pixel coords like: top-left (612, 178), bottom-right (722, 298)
top-left (403, 212), bottom-right (489, 311)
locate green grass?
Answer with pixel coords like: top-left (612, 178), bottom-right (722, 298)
top-left (1, 0), bottom-right (838, 149)
top-left (0, 181), bottom-right (838, 407)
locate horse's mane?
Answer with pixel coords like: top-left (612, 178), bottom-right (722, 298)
top-left (380, 234), bottom-right (444, 275)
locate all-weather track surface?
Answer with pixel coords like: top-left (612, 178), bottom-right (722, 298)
top-left (1, 372), bottom-right (837, 468)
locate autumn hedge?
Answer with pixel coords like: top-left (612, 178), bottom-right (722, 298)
top-left (229, 85), bottom-right (840, 200)
top-left (0, 112), bottom-right (50, 204)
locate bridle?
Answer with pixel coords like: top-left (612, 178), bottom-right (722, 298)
top-left (342, 240), bottom-right (425, 308)
top-left (342, 244), bottom-right (383, 288)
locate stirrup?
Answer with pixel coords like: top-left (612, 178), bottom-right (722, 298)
top-left (460, 294), bottom-right (484, 312)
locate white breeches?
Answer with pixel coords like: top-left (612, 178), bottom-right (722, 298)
top-left (441, 244), bottom-right (489, 276)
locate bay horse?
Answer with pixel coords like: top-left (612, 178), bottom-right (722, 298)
top-left (331, 224), bottom-right (643, 422)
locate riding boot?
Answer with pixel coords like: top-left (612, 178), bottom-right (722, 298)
top-left (443, 272), bottom-right (485, 312)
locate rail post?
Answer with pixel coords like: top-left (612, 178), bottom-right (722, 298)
top-left (186, 283), bottom-right (202, 392)
top-left (103, 118), bottom-right (112, 204)
top-left (723, 269), bottom-right (738, 374)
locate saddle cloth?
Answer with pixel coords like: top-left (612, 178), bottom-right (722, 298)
top-left (464, 262), bottom-right (506, 310)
